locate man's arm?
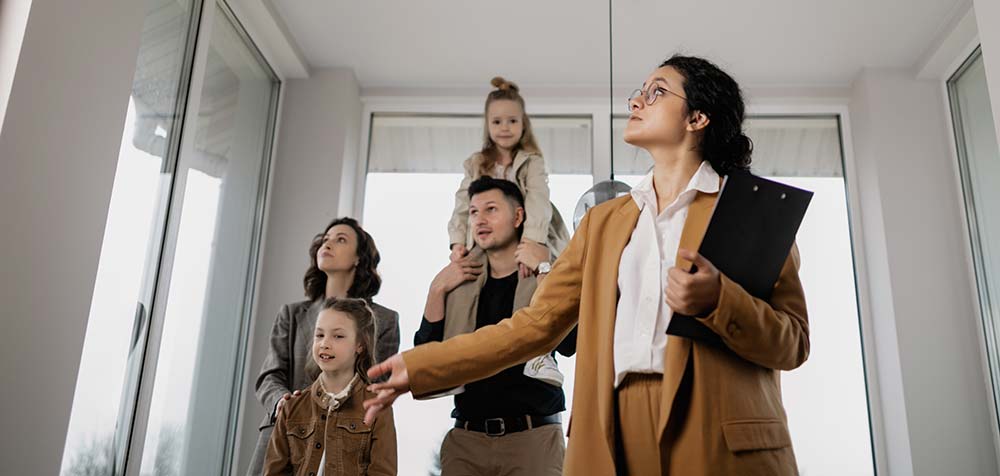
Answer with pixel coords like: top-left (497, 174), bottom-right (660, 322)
top-left (555, 325), bottom-right (578, 357)
top-left (403, 211), bottom-right (592, 398)
top-left (413, 317), bottom-right (445, 346)
top-left (414, 258), bottom-right (481, 346)
top-left (364, 212), bottom-right (595, 424)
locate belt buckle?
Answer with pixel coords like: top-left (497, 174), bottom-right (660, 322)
top-left (484, 418), bottom-right (506, 436)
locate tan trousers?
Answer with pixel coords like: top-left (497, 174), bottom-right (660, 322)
top-left (615, 373), bottom-right (665, 476)
top-left (440, 423), bottom-right (565, 476)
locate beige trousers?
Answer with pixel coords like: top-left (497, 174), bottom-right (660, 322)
top-left (615, 373), bottom-right (667, 476)
top-left (439, 423), bottom-right (565, 476)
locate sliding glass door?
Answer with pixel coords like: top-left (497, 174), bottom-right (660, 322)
top-left (949, 46), bottom-right (1000, 434)
top-left (60, 2), bottom-right (279, 475)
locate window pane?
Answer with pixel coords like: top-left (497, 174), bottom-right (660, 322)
top-left (137, 5), bottom-right (278, 475)
top-left (775, 175), bottom-right (871, 476)
top-left (60, 1), bottom-right (197, 473)
top-left (368, 115), bottom-right (593, 174)
top-left (616, 116), bottom-right (874, 475)
top-left (364, 114), bottom-right (593, 472)
top-left (949, 48), bottom-right (1000, 428)
top-left (364, 171), bottom-right (469, 471)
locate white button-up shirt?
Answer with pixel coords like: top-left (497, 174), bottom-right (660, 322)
top-left (613, 161), bottom-right (720, 387)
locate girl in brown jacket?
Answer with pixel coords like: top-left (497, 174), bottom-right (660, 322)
top-left (264, 298), bottom-right (396, 476)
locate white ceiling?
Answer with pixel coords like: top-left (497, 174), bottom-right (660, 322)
top-left (268, 0), bottom-right (968, 88)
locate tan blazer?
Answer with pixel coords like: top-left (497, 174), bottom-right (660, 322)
top-left (404, 190), bottom-right (809, 476)
top-left (448, 150), bottom-right (571, 257)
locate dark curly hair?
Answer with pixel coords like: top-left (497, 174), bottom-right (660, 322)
top-left (660, 55), bottom-right (753, 175)
top-left (303, 217), bottom-right (382, 301)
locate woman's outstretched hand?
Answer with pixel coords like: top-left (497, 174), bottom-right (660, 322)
top-left (363, 354), bottom-right (411, 425)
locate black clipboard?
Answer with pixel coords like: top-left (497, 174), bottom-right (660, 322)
top-left (666, 172), bottom-right (813, 346)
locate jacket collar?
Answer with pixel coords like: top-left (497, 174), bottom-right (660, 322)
top-left (511, 149), bottom-right (535, 173)
top-left (442, 247), bottom-right (537, 340)
top-left (309, 374), bottom-right (365, 412)
top-left (629, 160), bottom-right (720, 214)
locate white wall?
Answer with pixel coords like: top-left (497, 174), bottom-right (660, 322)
top-left (235, 67), bottom-right (362, 476)
top-left (0, 0), bottom-right (32, 130)
top-left (0, 1), bottom-right (145, 474)
top-left (848, 72), bottom-right (911, 476)
top-left (848, 68), bottom-right (997, 476)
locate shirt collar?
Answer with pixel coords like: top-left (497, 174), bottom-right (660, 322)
top-left (315, 373), bottom-right (360, 411)
top-left (630, 160), bottom-right (720, 213)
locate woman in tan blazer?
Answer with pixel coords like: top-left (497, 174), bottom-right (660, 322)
top-left (364, 55), bottom-right (809, 476)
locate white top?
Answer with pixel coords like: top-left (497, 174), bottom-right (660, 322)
top-left (613, 161), bottom-right (720, 387)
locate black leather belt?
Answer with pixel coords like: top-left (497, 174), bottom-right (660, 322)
top-left (455, 414), bottom-right (561, 436)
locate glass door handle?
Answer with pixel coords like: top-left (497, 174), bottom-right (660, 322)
top-left (130, 302), bottom-right (146, 352)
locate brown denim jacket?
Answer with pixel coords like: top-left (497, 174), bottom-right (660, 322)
top-left (264, 377), bottom-right (396, 476)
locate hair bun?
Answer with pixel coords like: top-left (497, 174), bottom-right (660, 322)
top-left (490, 76), bottom-right (519, 92)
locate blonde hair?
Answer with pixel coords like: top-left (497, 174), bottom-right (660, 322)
top-left (479, 76), bottom-right (540, 176)
top-left (305, 297), bottom-right (377, 385)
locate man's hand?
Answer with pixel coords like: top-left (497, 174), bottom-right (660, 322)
top-left (364, 354), bottom-right (411, 425)
top-left (514, 240), bottom-right (549, 278)
top-left (665, 249), bottom-right (722, 316)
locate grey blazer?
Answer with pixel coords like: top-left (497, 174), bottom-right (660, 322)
top-left (246, 298), bottom-right (399, 476)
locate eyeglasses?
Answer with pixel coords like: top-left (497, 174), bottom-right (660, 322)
top-left (626, 83), bottom-right (686, 114)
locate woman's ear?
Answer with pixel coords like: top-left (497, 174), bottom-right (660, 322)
top-left (687, 111), bottom-right (710, 132)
